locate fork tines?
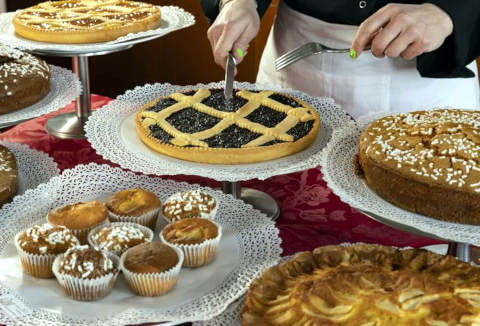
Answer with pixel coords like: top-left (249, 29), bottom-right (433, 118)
top-left (275, 43), bottom-right (317, 71)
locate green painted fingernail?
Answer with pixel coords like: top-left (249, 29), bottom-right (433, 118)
top-left (236, 48), bottom-right (244, 57)
top-left (349, 49), bottom-right (357, 59)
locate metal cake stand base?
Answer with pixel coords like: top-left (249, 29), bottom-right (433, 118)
top-left (222, 181), bottom-right (280, 221)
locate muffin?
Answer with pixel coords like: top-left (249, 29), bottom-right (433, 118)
top-left (47, 200), bottom-right (109, 244)
top-left (105, 188), bottom-right (161, 230)
top-left (160, 218), bottom-right (222, 267)
top-left (162, 190), bottom-right (217, 223)
top-left (14, 224), bottom-right (80, 278)
top-left (52, 245), bottom-right (119, 301)
top-left (87, 222), bottom-right (153, 256)
top-left (120, 242), bottom-right (183, 296)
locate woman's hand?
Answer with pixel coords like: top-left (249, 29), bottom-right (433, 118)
top-left (207, 0), bottom-right (260, 69)
top-left (351, 3), bottom-right (453, 60)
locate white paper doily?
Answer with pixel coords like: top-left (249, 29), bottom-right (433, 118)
top-left (0, 6), bottom-right (194, 54)
top-left (0, 141), bottom-right (59, 204)
top-left (0, 163), bottom-right (282, 325)
top-left (321, 123), bottom-right (480, 245)
top-left (199, 243), bottom-right (451, 326)
top-left (0, 65), bottom-right (81, 128)
top-left (85, 81), bottom-right (354, 182)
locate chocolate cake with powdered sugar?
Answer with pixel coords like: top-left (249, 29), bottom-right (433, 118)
top-left (355, 109), bottom-right (480, 224)
top-left (0, 144), bottom-right (17, 207)
top-left (0, 44), bottom-right (50, 114)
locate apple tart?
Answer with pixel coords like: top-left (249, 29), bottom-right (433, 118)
top-left (12, 0), bottom-right (161, 44)
top-left (242, 244), bottom-right (480, 325)
top-left (135, 88), bottom-right (320, 164)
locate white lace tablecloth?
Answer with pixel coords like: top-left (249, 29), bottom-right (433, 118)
top-left (0, 6), bottom-right (194, 54)
top-left (0, 65), bottom-right (81, 128)
top-left (0, 163), bottom-right (281, 325)
top-left (85, 81), bottom-right (354, 182)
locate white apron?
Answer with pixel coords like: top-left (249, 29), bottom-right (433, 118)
top-left (257, 1), bottom-right (480, 119)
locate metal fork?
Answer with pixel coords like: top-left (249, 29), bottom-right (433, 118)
top-left (275, 42), bottom-right (350, 71)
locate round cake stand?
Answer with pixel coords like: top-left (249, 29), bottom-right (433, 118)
top-left (28, 46), bottom-right (133, 139)
top-left (359, 208), bottom-right (471, 262)
top-left (221, 182), bottom-right (280, 220)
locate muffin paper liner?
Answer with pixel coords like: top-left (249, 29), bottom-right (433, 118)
top-left (120, 245), bottom-right (183, 297)
top-left (87, 222), bottom-right (154, 256)
top-left (14, 232), bottom-right (58, 278)
top-left (52, 252), bottom-right (120, 301)
top-left (46, 215), bottom-right (109, 245)
top-left (107, 207), bottom-right (160, 231)
top-left (159, 221), bottom-right (222, 267)
top-left (161, 199), bottom-right (218, 223)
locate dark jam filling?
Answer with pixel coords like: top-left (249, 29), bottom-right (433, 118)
top-left (203, 125), bottom-right (261, 148)
top-left (201, 89), bottom-right (247, 112)
top-left (147, 97), bottom-right (178, 113)
top-left (262, 140), bottom-right (285, 146)
top-left (245, 105), bottom-right (287, 128)
top-left (149, 125), bottom-right (173, 143)
top-left (269, 94), bottom-right (302, 108)
top-left (287, 120), bottom-right (315, 141)
top-left (166, 107), bottom-right (220, 133)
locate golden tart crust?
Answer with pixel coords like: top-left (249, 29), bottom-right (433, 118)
top-left (135, 88), bottom-right (320, 164)
top-left (12, 0), bottom-right (161, 44)
top-left (47, 200), bottom-right (108, 230)
top-left (106, 188), bottom-right (160, 216)
top-left (161, 218), bottom-right (218, 245)
top-left (242, 244), bottom-right (480, 326)
top-left (0, 145), bottom-right (18, 207)
top-left (356, 109), bottom-right (480, 224)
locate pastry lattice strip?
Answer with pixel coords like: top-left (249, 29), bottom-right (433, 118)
top-left (139, 88), bottom-right (316, 148)
top-left (15, 0), bottom-right (158, 31)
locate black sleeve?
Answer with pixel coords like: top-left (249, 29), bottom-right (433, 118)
top-left (418, 0), bottom-right (480, 78)
top-left (200, 0), bottom-right (272, 25)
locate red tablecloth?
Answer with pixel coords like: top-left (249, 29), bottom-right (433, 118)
top-left (0, 95), bottom-right (443, 255)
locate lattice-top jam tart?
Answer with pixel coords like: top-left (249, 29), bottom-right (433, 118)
top-left (135, 88), bottom-right (321, 164)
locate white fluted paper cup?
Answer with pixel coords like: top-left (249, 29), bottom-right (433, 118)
top-left (87, 222), bottom-right (154, 256)
top-left (14, 232), bottom-right (58, 278)
top-left (159, 221), bottom-right (222, 268)
top-left (120, 245), bottom-right (183, 297)
top-left (107, 207), bottom-right (160, 231)
top-left (52, 252), bottom-right (119, 301)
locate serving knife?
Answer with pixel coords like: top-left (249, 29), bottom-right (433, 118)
top-left (224, 53), bottom-right (237, 100)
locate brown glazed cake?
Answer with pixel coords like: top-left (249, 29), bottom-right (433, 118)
top-left (242, 244), bottom-right (480, 325)
top-left (0, 44), bottom-right (50, 114)
top-left (355, 109), bottom-right (480, 224)
top-left (123, 242), bottom-right (178, 273)
top-left (0, 145), bottom-right (18, 207)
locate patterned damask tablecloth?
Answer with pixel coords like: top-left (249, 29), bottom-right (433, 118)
top-left (0, 95), bottom-right (443, 256)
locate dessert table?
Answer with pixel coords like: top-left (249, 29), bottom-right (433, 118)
top-left (0, 95), bottom-right (444, 256)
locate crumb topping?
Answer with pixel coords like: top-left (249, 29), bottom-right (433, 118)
top-left (18, 224), bottom-right (79, 255)
top-left (361, 110), bottom-right (480, 192)
top-left (92, 224), bottom-right (147, 252)
top-left (162, 190), bottom-right (216, 221)
top-left (59, 245), bottom-right (116, 279)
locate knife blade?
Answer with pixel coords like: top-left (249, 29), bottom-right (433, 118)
top-left (224, 53), bottom-right (236, 100)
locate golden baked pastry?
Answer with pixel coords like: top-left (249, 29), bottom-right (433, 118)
top-left (58, 245), bottom-right (117, 279)
top-left (17, 224), bottom-right (79, 255)
top-left (105, 188), bottom-right (160, 216)
top-left (12, 0), bottom-right (162, 44)
top-left (0, 145), bottom-right (18, 207)
top-left (88, 222), bottom-right (151, 255)
top-left (242, 244), bottom-right (480, 325)
top-left (0, 45), bottom-right (50, 114)
top-left (123, 242), bottom-right (178, 273)
top-left (162, 190), bottom-right (217, 222)
top-left (161, 218), bottom-right (218, 245)
top-left (135, 88), bottom-right (320, 164)
top-left (47, 200), bottom-right (108, 229)
top-left (355, 109), bottom-right (480, 224)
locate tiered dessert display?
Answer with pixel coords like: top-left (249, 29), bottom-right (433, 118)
top-left (0, 163), bottom-right (281, 325)
top-left (0, 0), bottom-right (195, 138)
top-left (85, 81), bottom-right (354, 220)
top-left (0, 45), bottom-right (80, 127)
top-left (322, 109), bottom-right (480, 262)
